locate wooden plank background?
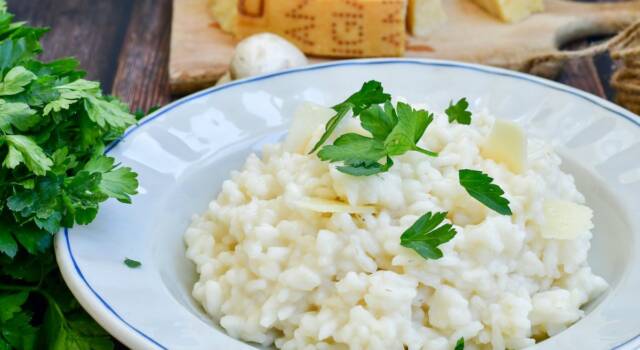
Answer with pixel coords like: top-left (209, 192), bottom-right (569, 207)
top-left (7, 0), bottom-right (621, 114)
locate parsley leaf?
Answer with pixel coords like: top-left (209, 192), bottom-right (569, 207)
top-left (455, 337), bottom-right (465, 350)
top-left (0, 225), bottom-right (17, 258)
top-left (84, 95), bottom-right (136, 130)
top-left (1, 135), bottom-right (53, 175)
top-left (459, 169), bottom-right (512, 215)
top-left (40, 299), bottom-right (113, 350)
top-left (400, 212), bottom-right (457, 260)
top-left (317, 133), bottom-right (387, 164)
top-left (0, 66), bottom-right (36, 95)
top-left (0, 32), bottom-right (45, 73)
top-left (384, 102), bottom-right (437, 157)
top-left (84, 156), bottom-right (138, 204)
top-left (309, 80), bottom-right (391, 153)
top-left (1, 311), bottom-right (38, 350)
top-left (359, 102), bottom-right (397, 140)
top-left (63, 171), bottom-right (107, 225)
top-left (7, 176), bottom-right (63, 233)
top-left (99, 167), bottom-right (138, 204)
top-left (0, 292), bottom-right (28, 322)
top-left (446, 98), bottom-right (472, 125)
top-left (337, 157), bottom-right (394, 176)
top-left (13, 225), bottom-right (52, 255)
top-left (124, 258), bottom-right (141, 268)
top-left (43, 79), bottom-right (99, 116)
top-left (0, 100), bottom-right (38, 132)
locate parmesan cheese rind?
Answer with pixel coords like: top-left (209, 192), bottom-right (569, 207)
top-left (235, 0), bottom-right (408, 57)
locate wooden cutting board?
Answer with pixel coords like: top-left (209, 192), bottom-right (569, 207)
top-left (169, 0), bottom-right (640, 94)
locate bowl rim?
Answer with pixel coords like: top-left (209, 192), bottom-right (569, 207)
top-left (55, 58), bottom-right (640, 350)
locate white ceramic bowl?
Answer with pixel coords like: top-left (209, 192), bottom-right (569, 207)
top-left (55, 59), bottom-right (640, 350)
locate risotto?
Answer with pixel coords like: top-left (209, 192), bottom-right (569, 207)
top-left (184, 96), bottom-right (607, 350)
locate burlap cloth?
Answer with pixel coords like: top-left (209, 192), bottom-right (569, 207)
top-left (609, 20), bottom-right (640, 115)
top-left (522, 20), bottom-right (640, 116)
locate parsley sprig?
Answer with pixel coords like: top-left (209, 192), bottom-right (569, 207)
top-left (314, 82), bottom-right (438, 176)
top-left (309, 80), bottom-right (391, 153)
top-left (0, 3), bottom-right (140, 348)
top-left (400, 212), bottom-right (457, 260)
top-left (446, 98), bottom-right (472, 125)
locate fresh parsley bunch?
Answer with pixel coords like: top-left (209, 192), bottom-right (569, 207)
top-left (0, 2), bottom-right (138, 349)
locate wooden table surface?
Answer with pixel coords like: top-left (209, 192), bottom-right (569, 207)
top-left (7, 0), bottom-right (620, 114)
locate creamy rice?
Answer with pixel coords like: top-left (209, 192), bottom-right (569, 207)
top-left (184, 103), bottom-right (607, 350)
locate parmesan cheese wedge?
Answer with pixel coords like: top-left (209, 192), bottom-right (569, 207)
top-left (235, 0), bottom-right (407, 57)
top-left (481, 119), bottom-right (527, 174)
top-left (542, 199), bottom-right (593, 240)
top-left (291, 197), bottom-right (376, 214)
top-left (408, 0), bottom-right (447, 38)
top-left (284, 102), bottom-right (335, 154)
top-left (470, 0), bottom-right (544, 22)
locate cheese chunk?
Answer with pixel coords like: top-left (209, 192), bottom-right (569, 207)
top-left (470, 0), bottom-right (544, 22)
top-left (481, 119), bottom-right (527, 174)
top-left (208, 0), bottom-right (237, 33)
top-left (408, 0), bottom-right (447, 38)
top-left (284, 102), bottom-right (335, 154)
top-left (542, 200), bottom-right (593, 240)
top-left (236, 0), bottom-right (407, 57)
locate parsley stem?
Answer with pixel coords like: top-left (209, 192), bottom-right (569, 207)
top-left (414, 147), bottom-right (439, 157)
top-left (309, 106), bottom-right (350, 154)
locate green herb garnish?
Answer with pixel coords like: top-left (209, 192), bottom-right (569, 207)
top-left (124, 258), bottom-right (142, 268)
top-left (400, 212), bottom-right (457, 260)
top-left (309, 80), bottom-right (391, 153)
top-left (314, 85), bottom-right (515, 208)
top-left (455, 337), bottom-right (465, 350)
top-left (317, 97), bottom-right (438, 176)
top-left (0, 2), bottom-right (139, 348)
top-left (384, 102), bottom-right (437, 157)
top-left (0, 66), bottom-right (36, 96)
top-left (459, 169), bottom-right (512, 215)
top-left (446, 98), bottom-right (472, 125)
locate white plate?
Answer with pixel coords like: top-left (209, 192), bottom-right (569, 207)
top-left (55, 59), bottom-right (640, 350)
